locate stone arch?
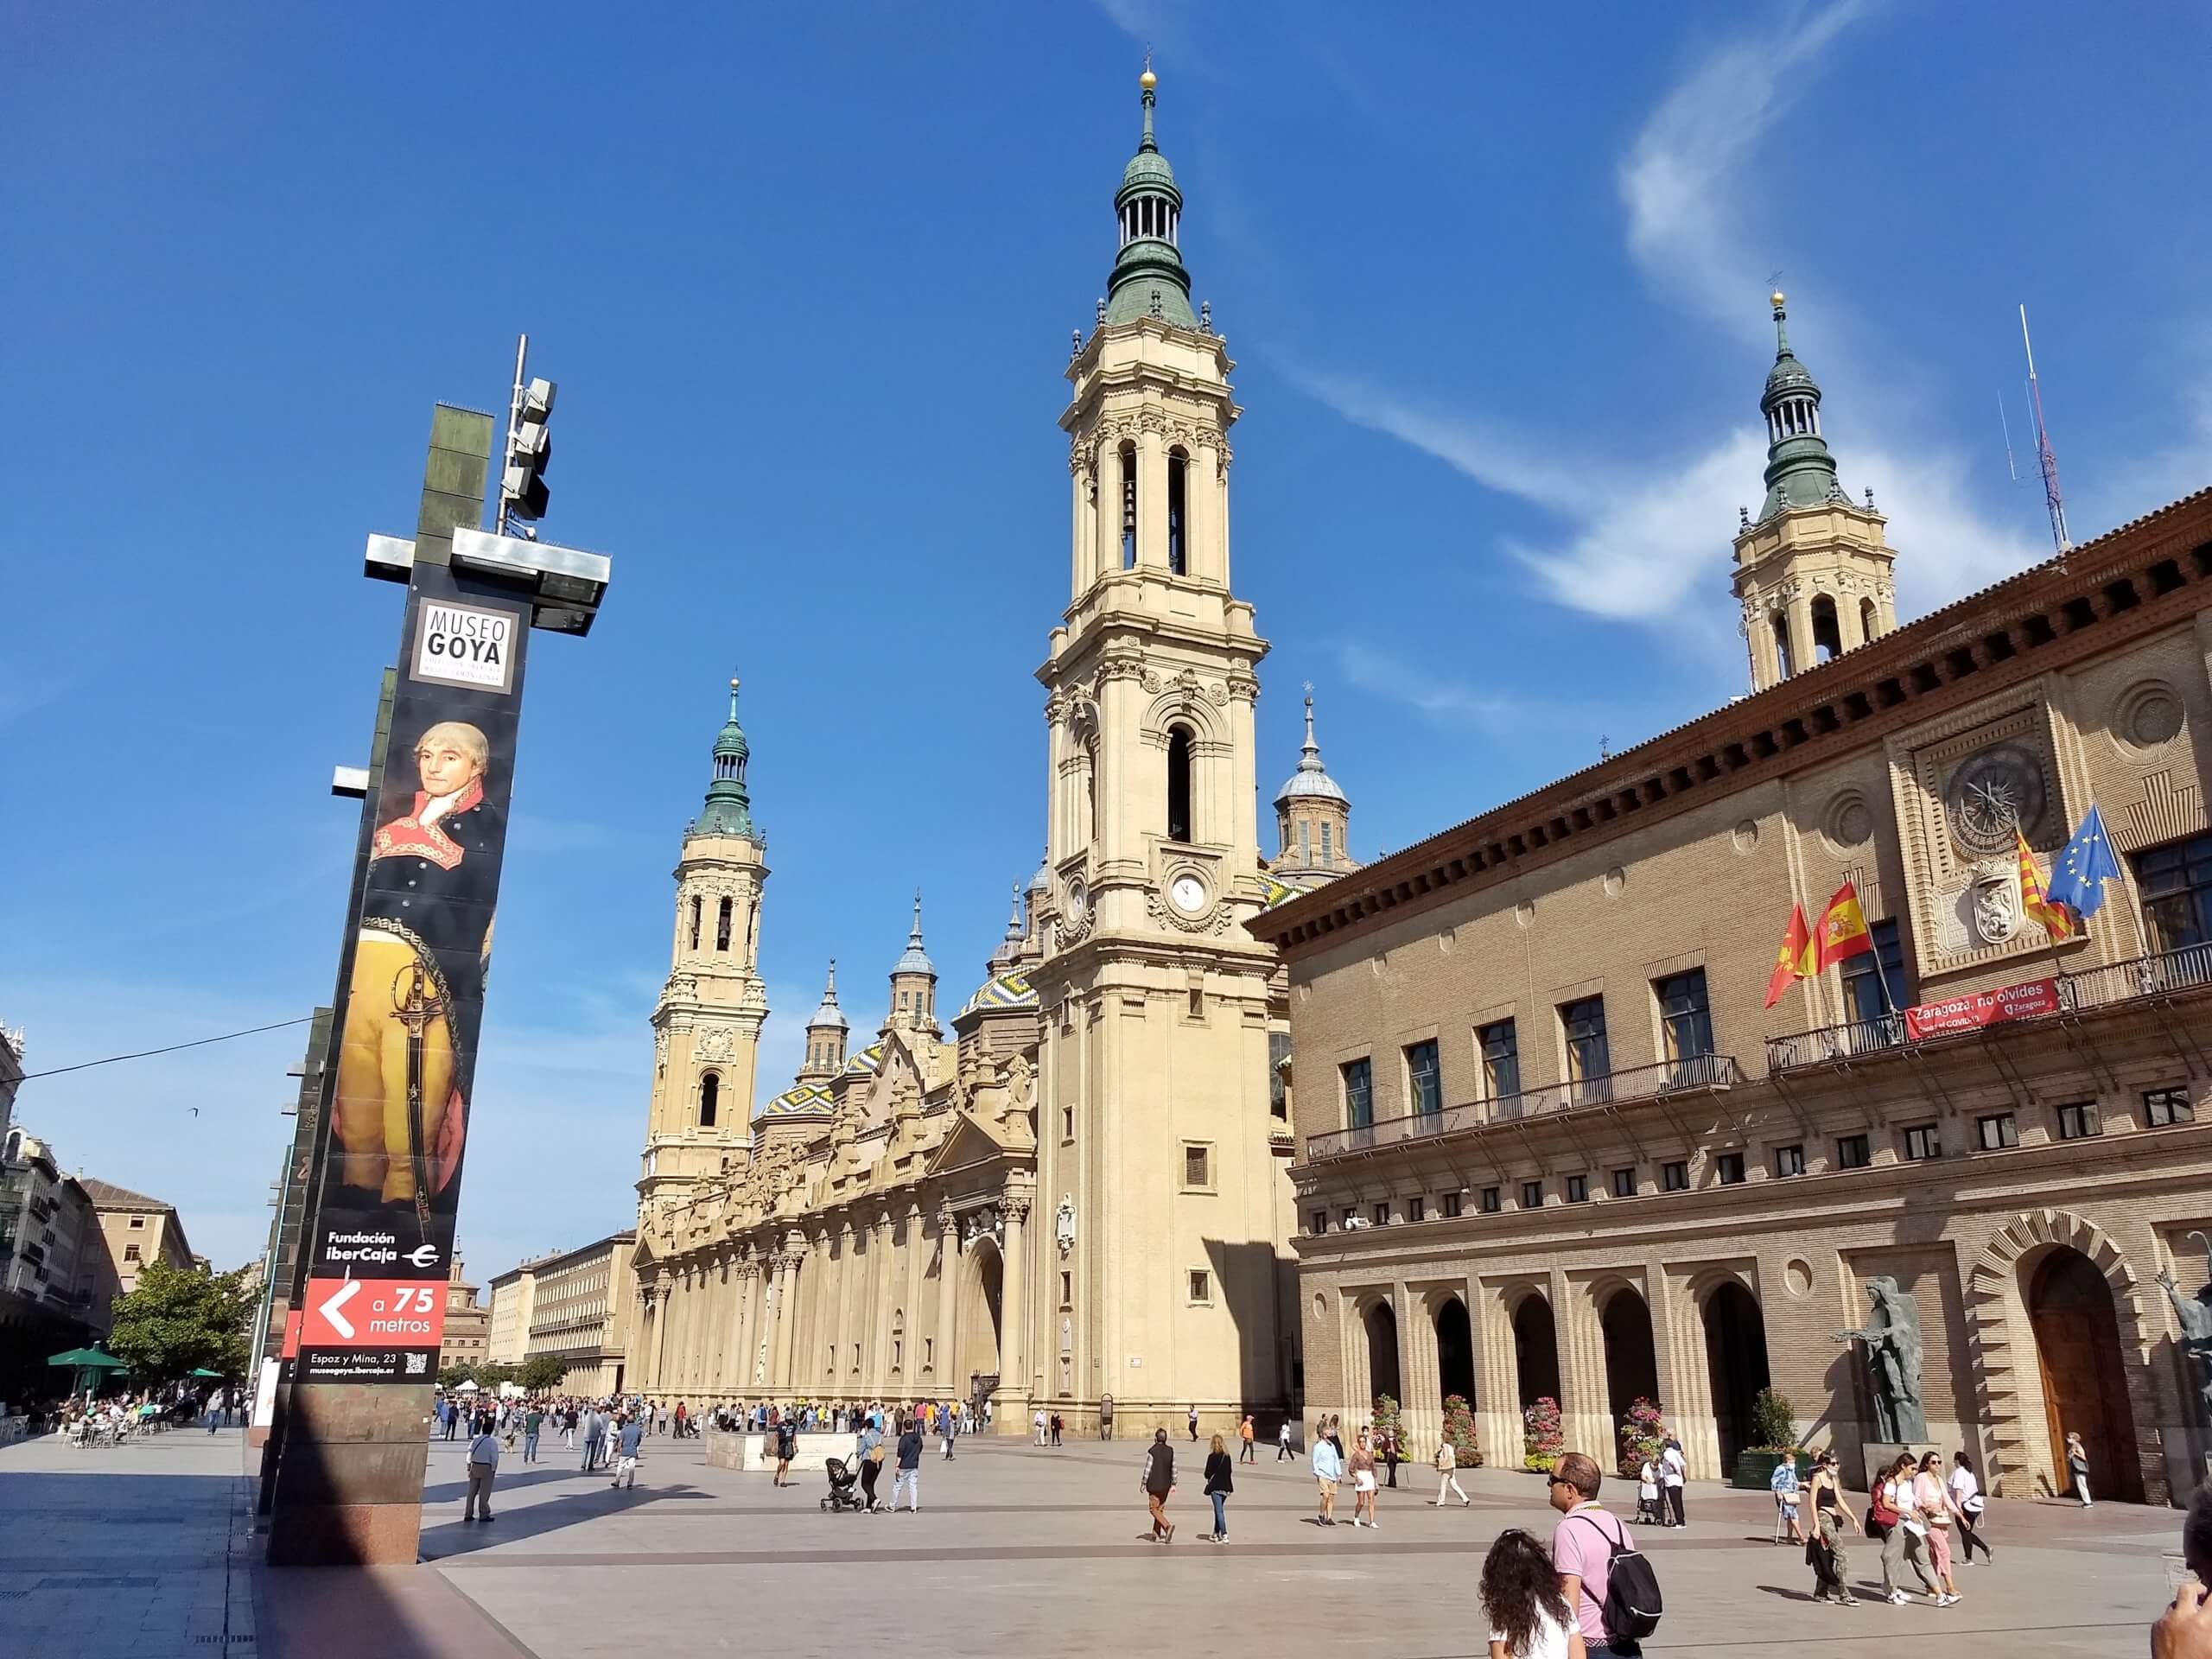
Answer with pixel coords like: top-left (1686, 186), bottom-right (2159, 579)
top-left (1967, 1208), bottom-right (2164, 1503)
top-left (1599, 1284), bottom-right (1660, 1468)
top-left (1700, 1278), bottom-right (1770, 1471)
top-left (1434, 1294), bottom-right (1476, 1409)
top-left (1362, 1297), bottom-right (1402, 1414)
top-left (1510, 1289), bottom-right (1561, 1413)
top-left (957, 1235), bottom-right (1005, 1392)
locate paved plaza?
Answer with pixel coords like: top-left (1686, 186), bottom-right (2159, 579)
top-left (0, 1426), bottom-right (2183, 1656)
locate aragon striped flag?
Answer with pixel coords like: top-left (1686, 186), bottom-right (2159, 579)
top-left (2016, 828), bottom-right (2075, 941)
top-left (1763, 903), bottom-right (1818, 1008)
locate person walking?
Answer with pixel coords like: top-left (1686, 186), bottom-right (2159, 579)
top-left (1914, 1452), bottom-right (1961, 1605)
top-left (1311, 1421), bottom-right (1342, 1526)
top-left (941, 1402), bottom-right (959, 1460)
top-left (1188, 1403), bottom-right (1200, 1444)
top-left (1051, 1411), bottom-right (1064, 1447)
top-left (775, 1413), bottom-right (798, 1490)
top-left (1277, 1419), bottom-right (1294, 1460)
top-left (582, 1407), bottom-right (605, 1473)
top-left (1770, 1450), bottom-right (1806, 1545)
top-left (1949, 1452), bottom-right (1993, 1563)
top-left (1033, 1407), bottom-right (1049, 1447)
top-left (1238, 1414), bottom-right (1256, 1463)
top-left (1099, 1395), bottom-right (1114, 1441)
top-left (462, 1422), bottom-right (500, 1522)
top-left (1480, 1527), bottom-right (1582, 1659)
top-left (1875, 1452), bottom-right (1938, 1605)
top-left (612, 1414), bottom-right (645, 1489)
top-left (2066, 1431), bottom-right (2093, 1506)
top-left (1203, 1432), bottom-right (1234, 1542)
top-left (1434, 1433), bottom-right (1472, 1508)
top-left (561, 1404), bottom-right (576, 1449)
top-left (1348, 1428), bottom-right (1380, 1529)
top-left (523, 1403), bottom-right (543, 1465)
top-left (1807, 1450), bottom-right (1860, 1606)
top-left (1659, 1434), bottom-right (1687, 1528)
top-left (893, 1415), bottom-right (925, 1511)
top-left (856, 1419), bottom-right (886, 1510)
top-left (442, 1396), bottom-right (460, 1441)
top-left (1142, 1427), bottom-right (1177, 1542)
top-left (1548, 1452), bottom-right (1636, 1658)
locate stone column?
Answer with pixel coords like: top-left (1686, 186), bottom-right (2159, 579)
top-left (1785, 592), bottom-right (1817, 681)
top-left (831, 1220), bottom-right (858, 1395)
top-left (1557, 1275), bottom-right (1611, 1464)
top-left (1070, 454), bottom-right (1090, 594)
top-left (1396, 1282), bottom-right (1443, 1459)
top-left (901, 1203), bottom-right (925, 1394)
top-left (1098, 433), bottom-right (1126, 577)
top-left (1650, 1268), bottom-right (1719, 1480)
top-left (1475, 1281), bottom-right (1523, 1471)
top-left (1189, 440), bottom-right (1217, 584)
top-left (768, 1243), bottom-right (799, 1389)
top-left (935, 1204), bottom-right (961, 1390)
top-left (870, 1205), bottom-right (898, 1398)
top-left (1000, 1191), bottom-right (1032, 1411)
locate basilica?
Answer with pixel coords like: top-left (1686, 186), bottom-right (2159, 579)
top-left (626, 68), bottom-right (1353, 1436)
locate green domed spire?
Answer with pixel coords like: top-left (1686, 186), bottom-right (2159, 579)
top-left (1104, 61), bottom-right (1197, 328)
top-left (694, 676), bottom-right (759, 840)
top-left (1756, 291), bottom-right (1851, 521)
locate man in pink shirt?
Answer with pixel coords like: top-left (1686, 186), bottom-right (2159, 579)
top-left (1549, 1451), bottom-right (1638, 1656)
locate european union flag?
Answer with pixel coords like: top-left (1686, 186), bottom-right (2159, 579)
top-left (2045, 804), bottom-right (2122, 918)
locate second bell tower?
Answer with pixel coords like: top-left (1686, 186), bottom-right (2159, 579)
top-left (1028, 66), bottom-right (1293, 1433)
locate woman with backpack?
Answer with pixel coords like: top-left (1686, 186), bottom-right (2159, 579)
top-left (1949, 1452), bottom-right (1993, 1562)
top-left (1481, 1527), bottom-right (1585, 1658)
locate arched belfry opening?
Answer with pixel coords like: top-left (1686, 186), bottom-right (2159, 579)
top-left (1167, 447), bottom-right (1188, 575)
top-left (1166, 725), bottom-right (1193, 842)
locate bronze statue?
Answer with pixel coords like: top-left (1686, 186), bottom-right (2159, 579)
top-left (1834, 1274), bottom-right (1927, 1443)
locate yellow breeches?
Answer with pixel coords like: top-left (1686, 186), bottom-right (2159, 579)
top-left (334, 934), bottom-right (454, 1204)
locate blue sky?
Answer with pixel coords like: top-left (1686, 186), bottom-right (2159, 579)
top-left (6, 2), bottom-right (2205, 1280)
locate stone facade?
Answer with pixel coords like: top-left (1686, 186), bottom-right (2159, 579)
top-left (438, 1255), bottom-right (490, 1370)
top-left (485, 1261), bottom-right (539, 1365)
top-left (626, 72), bottom-right (1322, 1437)
top-left (523, 1232), bottom-right (635, 1396)
top-left (1256, 435), bottom-right (2212, 1503)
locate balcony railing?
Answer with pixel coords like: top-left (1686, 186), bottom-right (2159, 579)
top-left (1306, 1052), bottom-right (1745, 1161)
top-left (1767, 942), bottom-right (2212, 1073)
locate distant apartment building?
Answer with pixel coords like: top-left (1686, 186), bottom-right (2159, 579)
top-left (0, 1128), bottom-right (103, 1350)
top-left (80, 1179), bottom-right (196, 1307)
top-left (486, 1260), bottom-right (542, 1366)
top-left (524, 1232), bottom-right (635, 1396)
top-left (439, 1255), bottom-right (491, 1370)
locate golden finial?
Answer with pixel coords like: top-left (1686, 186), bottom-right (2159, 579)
top-left (1140, 48), bottom-right (1156, 92)
top-left (1770, 289), bottom-right (1787, 313)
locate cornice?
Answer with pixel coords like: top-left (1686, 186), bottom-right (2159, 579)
top-left (1252, 486), bottom-right (2212, 957)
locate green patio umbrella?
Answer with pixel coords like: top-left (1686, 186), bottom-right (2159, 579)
top-left (189, 1368), bottom-right (226, 1379)
top-left (48, 1346), bottom-right (128, 1400)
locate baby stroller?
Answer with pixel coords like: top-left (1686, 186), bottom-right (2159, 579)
top-left (821, 1457), bottom-right (867, 1513)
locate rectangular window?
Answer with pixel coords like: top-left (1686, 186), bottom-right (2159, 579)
top-left (2134, 831), bottom-right (2212, 954)
top-left (2145, 1086), bottom-right (2196, 1127)
top-left (128, 1216), bottom-right (145, 1230)
top-left (1309, 1209), bottom-right (1327, 1236)
top-left (1321, 823), bottom-right (1334, 865)
top-left (1188, 1270), bottom-right (1211, 1304)
top-left (1520, 1179), bottom-right (1543, 1210)
top-left (1300, 819), bottom-right (1311, 861)
top-left (1187, 983), bottom-right (1204, 1020)
top-left (1840, 918), bottom-right (1910, 1022)
top-left (124, 1243), bottom-right (141, 1262)
top-left (1405, 1039), bottom-right (1441, 1116)
top-left (1407, 1196), bottom-right (1426, 1224)
top-left (1060, 1271), bottom-right (1072, 1308)
top-left (1716, 1152), bottom-right (1746, 1185)
top-left (1062, 1103), bottom-right (1074, 1141)
top-left (1976, 1112), bottom-right (2019, 1151)
top-left (1478, 1019), bottom-right (1521, 1103)
top-left (2055, 1101), bottom-right (2101, 1141)
top-left (1838, 1133), bottom-right (1872, 1170)
top-left (1185, 1145), bottom-right (1210, 1188)
top-left (1775, 1143), bottom-right (1806, 1178)
top-left (1371, 1202), bottom-right (1391, 1227)
top-left (1654, 969), bottom-right (1714, 1065)
top-left (1478, 1185), bottom-right (1502, 1215)
top-left (1559, 997), bottom-right (1611, 1096)
top-left (1441, 1191), bottom-right (1463, 1219)
top-left (1564, 1173), bottom-right (1589, 1204)
top-left (1268, 1031), bottom-right (1292, 1121)
top-left (1662, 1160), bottom-right (1689, 1192)
top-left (1903, 1122), bottom-right (1942, 1161)
top-left (1611, 1166), bottom-right (1636, 1198)
top-left (716, 896), bottom-right (733, 951)
top-left (1342, 1058), bottom-right (1373, 1129)
top-left (1340, 1207), bottom-right (1357, 1231)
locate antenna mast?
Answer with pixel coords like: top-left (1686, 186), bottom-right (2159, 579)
top-left (2018, 305), bottom-right (2071, 556)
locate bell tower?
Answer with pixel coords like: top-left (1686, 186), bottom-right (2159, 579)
top-left (1732, 292), bottom-right (1898, 691)
top-left (640, 677), bottom-right (769, 1209)
top-left (1029, 64), bottom-right (1292, 1432)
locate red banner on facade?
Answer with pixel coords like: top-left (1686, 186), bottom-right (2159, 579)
top-left (1903, 976), bottom-right (2061, 1041)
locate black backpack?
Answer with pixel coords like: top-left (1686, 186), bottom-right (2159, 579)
top-left (1570, 1512), bottom-right (1663, 1645)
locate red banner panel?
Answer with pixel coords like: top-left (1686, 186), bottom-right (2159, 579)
top-left (1904, 976), bottom-right (2061, 1041)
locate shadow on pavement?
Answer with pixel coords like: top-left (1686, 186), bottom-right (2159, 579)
top-left (418, 1480), bottom-right (711, 1560)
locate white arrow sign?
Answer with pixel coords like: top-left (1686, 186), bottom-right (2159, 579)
top-left (319, 1279), bottom-right (362, 1340)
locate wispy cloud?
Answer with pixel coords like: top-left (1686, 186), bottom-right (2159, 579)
top-left (1619, 0), bottom-right (1872, 339)
top-left (1334, 641), bottom-right (1623, 737)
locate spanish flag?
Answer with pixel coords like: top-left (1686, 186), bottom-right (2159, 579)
top-left (2016, 829), bottom-right (2074, 941)
top-left (1815, 880), bottom-right (1875, 970)
top-left (1764, 903), bottom-right (1818, 1008)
